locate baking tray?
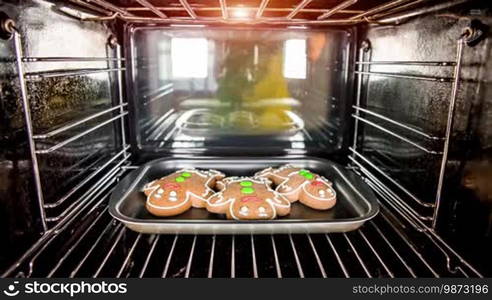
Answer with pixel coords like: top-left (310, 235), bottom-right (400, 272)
top-left (109, 157), bottom-right (379, 234)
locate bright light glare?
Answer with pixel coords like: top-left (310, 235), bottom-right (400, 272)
top-left (171, 38), bottom-right (208, 78)
top-left (231, 7), bottom-right (250, 18)
top-left (284, 39), bottom-right (307, 79)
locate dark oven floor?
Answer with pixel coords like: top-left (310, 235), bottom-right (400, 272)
top-left (3, 208), bottom-right (480, 278)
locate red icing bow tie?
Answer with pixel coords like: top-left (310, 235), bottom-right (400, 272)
top-left (241, 196), bottom-right (262, 203)
top-left (164, 183), bottom-right (181, 190)
top-left (311, 180), bottom-right (325, 186)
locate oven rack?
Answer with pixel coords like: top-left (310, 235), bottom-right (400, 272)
top-left (351, 166), bottom-right (483, 277)
top-left (350, 35), bottom-right (467, 228)
top-left (12, 28), bottom-right (130, 231)
top-left (65, 0), bottom-right (469, 26)
top-left (138, 109), bottom-right (337, 154)
top-left (1, 164), bottom-right (482, 278)
top-left (142, 83), bottom-right (174, 107)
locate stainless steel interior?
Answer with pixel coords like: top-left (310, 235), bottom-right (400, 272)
top-left (0, 0), bottom-right (490, 278)
top-left (63, 0), bottom-right (471, 25)
top-left (128, 26), bottom-right (352, 155)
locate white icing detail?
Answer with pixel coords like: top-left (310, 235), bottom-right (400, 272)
top-left (158, 188), bottom-right (164, 194)
top-left (178, 168), bottom-right (207, 178)
top-left (286, 170), bottom-right (301, 177)
top-left (275, 170), bottom-right (335, 203)
top-left (221, 176), bottom-right (269, 185)
top-left (302, 184), bottom-right (336, 201)
top-left (258, 207), bottom-right (266, 213)
top-left (254, 168), bottom-right (290, 183)
top-left (267, 196), bottom-right (291, 208)
top-left (229, 203), bottom-right (240, 220)
top-left (201, 172), bottom-right (222, 196)
top-left (319, 190), bottom-right (326, 197)
top-left (239, 206), bottom-right (249, 216)
top-left (146, 191), bottom-right (190, 210)
top-left (175, 168), bottom-right (224, 203)
top-left (265, 198), bottom-right (277, 219)
top-left (228, 198), bottom-right (276, 220)
top-left (145, 168), bottom-right (224, 212)
top-left (277, 182), bottom-right (302, 196)
top-left (215, 176), bottom-right (286, 220)
top-left (142, 180), bottom-right (158, 191)
top-left (215, 181), bottom-right (226, 191)
top-left (254, 167), bottom-right (273, 177)
top-left (207, 194), bottom-right (233, 207)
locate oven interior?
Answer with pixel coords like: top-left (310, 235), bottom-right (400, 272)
top-left (0, 0), bottom-right (490, 278)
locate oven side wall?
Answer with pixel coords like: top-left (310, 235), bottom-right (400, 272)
top-left (0, 0), bottom-right (118, 270)
top-left (357, 5), bottom-right (491, 271)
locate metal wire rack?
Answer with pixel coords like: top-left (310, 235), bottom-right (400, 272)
top-left (12, 29), bottom-right (130, 232)
top-left (63, 0), bottom-right (469, 25)
top-left (350, 35), bottom-right (467, 228)
top-left (1, 164), bottom-right (482, 278)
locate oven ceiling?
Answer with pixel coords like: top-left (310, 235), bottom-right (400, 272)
top-left (61, 0), bottom-right (455, 25)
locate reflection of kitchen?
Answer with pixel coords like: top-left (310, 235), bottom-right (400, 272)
top-left (176, 38), bottom-right (306, 135)
top-left (141, 31), bottom-right (337, 140)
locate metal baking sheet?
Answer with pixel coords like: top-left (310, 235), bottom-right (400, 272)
top-left (109, 157), bottom-right (379, 234)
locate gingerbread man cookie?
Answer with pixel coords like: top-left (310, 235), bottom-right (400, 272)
top-left (143, 169), bottom-right (225, 217)
top-left (206, 177), bottom-right (291, 220)
top-left (256, 165), bottom-right (336, 210)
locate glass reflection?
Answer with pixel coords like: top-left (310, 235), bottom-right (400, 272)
top-left (284, 39), bottom-right (307, 79)
top-left (135, 28), bottom-right (348, 152)
top-left (171, 38), bottom-right (208, 78)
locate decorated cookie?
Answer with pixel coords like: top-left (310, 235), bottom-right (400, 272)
top-left (255, 164), bottom-right (300, 185)
top-left (206, 177), bottom-right (291, 220)
top-left (143, 169), bottom-right (225, 217)
top-left (256, 165), bottom-right (336, 210)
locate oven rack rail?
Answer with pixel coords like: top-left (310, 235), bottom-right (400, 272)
top-left (65, 0), bottom-right (470, 26)
top-left (350, 35), bottom-right (468, 228)
top-left (351, 166), bottom-right (482, 277)
top-left (1, 165), bottom-right (482, 278)
top-left (11, 28), bottom-right (130, 231)
top-left (139, 117), bottom-right (335, 156)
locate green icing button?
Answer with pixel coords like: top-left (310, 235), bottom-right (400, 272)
top-left (241, 187), bottom-right (255, 194)
top-left (175, 176), bottom-right (185, 182)
top-left (299, 169), bottom-right (314, 179)
top-left (240, 181), bottom-right (253, 187)
top-left (299, 170), bottom-right (308, 175)
top-left (182, 172), bottom-right (191, 178)
top-left (304, 173), bottom-right (314, 180)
